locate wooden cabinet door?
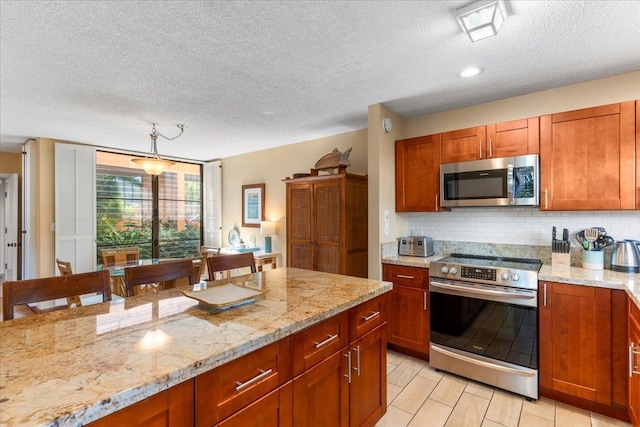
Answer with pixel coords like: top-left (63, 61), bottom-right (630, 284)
top-left (629, 298), bottom-right (640, 425)
top-left (218, 383), bottom-right (292, 427)
top-left (314, 181), bottom-right (341, 273)
top-left (349, 326), bottom-right (387, 427)
top-left (383, 265), bottom-right (429, 355)
top-left (287, 183), bottom-right (313, 270)
top-left (88, 379), bottom-right (194, 427)
top-left (293, 350), bottom-right (349, 427)
top-left (540, 101), bottom-right (636, 210)
top-left (395, 135), bottom-right (441, 212)
top-left (441, 126), bottom-right (486, 163)
top-left (636, 100), bottom-right (640, 210)
top-left (539, 282), bottom-right (612, 404)
top-left (486, 117), bottom-right (539, 158)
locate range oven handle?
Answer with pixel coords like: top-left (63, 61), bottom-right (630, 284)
top-left (430, 344), bottom-right (536, 377)
top-left (430, 280), bottom-right (536, 300)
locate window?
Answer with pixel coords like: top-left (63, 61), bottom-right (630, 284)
top-left (96, 151), bottom-right (201, 262)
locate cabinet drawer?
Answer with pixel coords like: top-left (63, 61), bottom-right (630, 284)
top-left (383, 264), bottom-right (428, 289)
top-left (292, 312), bottom-right (348, 376)
top-left (349, 296), bottom-right (385, 342)
top-left (216, 338), bottom-right (291, 422)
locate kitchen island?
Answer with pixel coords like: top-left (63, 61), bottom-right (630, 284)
top-left (0, 267), bottom-right (392, 426)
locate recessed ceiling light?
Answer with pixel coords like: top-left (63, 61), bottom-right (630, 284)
top-left (460, 66), bottom-right (483, 77)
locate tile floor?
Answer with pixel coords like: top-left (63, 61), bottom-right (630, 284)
top-left (376, 349), bottom-right (631, 427)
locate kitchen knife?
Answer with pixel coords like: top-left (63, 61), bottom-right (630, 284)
top-left (552, 226), bottom-right (557, 241)
top-left (562, 228), bottom-right (569, 242)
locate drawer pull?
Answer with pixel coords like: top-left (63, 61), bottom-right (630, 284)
top-left (630, 342), bottom-right (640, 377)
top-left (343, 351), bottom-right (352, 383)
top-left (396, 274), bottom-right (415, 279)
top-left (353, 345), bottom-right (361, 376)
top-left (314, 334), bottom-right (339, 349)
top-left (362, 311), bottom-right (381, 322)
top-left (235, 368), bottom-right (273, 391)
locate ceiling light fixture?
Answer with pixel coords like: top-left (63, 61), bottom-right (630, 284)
top-left (132, 123), bottom-right (187, 176)
top-left (460, 66), bottom-right (483, 77)
top-left (454, 0), bottom-right (508, 42)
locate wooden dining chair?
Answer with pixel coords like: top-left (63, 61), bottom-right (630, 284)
top-left (100, 247), bottom-right (140, 296)
top-left (55, 258), bottom-right (83, 307)
top-left (123, 259), bottom-right (196, 297)
top-left (200, 246), bottom-right (222, 279)
top-left (206, 252), bottom-right (257, 280)
top-left (2, 270), bottom-right (112, 321)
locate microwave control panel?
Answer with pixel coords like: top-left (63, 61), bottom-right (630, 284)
top-left (461, 267), bottom-right (496, 281)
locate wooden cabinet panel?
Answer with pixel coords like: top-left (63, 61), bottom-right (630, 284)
top-left (629, 298), bottom-right (640, 425)
top-left (349, 296), bottom-right (385, 341)
top-left (218, 382), bottom-right (292, 427)
top-left (292, 312), bottom-right (349, 376)
top-left (215, 339), bottom-right (291, 421)
top-left (88, 379), bottom-right (194, 427)
top-left (636, 100), bottom-right (640, 210)
top-left (285, 174), bottom-right (368, 277)
top-left (292, 350), bottom-right (350, 427)
top-left (349, 326), bottom-right (387, 427)
top-left (382, 265), bottom-right (430, 356)
top-left (441, 126), bottom-right (486, 163)
top-left (612, 290), bottom-right (629, 410)
top-left (395, 135), bottom-right (441, 212)
top-left (486, 117), bottom-right (539, 158)
top-left (540, 101), bottom-right (636, 210)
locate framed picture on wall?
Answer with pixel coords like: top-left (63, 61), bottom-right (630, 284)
top-left (242, 183), bottom-right (265, 227)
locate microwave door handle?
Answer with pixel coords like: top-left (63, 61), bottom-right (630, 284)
top-left (507, 163), bottom-right (514, 205)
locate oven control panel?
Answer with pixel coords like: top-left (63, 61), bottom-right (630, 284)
top-left (461, 266), bottom-right (496, 281)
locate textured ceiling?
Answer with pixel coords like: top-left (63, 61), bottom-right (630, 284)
top-left (1, 1), bottom-right (639, 161)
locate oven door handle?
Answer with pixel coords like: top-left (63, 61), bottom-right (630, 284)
top-left (430, 281), bottom-right (535, 300)
top-left (431, 344), bottom-right (536, 377)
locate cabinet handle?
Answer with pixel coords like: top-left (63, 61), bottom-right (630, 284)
top-left (543, 283), bottom-right (547, 307)
top-left (423, 291), bottom-right (427, 311)
top-left (362, 311), bottom-right (380, 322)
top-left (343, 351), bottom-right (352, 383)
top-left (235, 368), bottom-right (273, 391)
top-left (479, 140), bottom-right (483, 159)
top-left (435, 194), bottom-right (439, 211)
top-left (544, 189), bottom-right (548, 210)
top-left (489, 138), bottom-right (493, 158)
top-left (630, 342), bottom-right (640, 377)
top-left (396, 274), bottom-right (414, 280)
top-left (353, 345), bottom-right (361, 376)
top-left (314, 334), bottom-right (339, 349)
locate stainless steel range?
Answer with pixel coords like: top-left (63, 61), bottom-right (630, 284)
top-left (429, 253), bottom-right (542, 400)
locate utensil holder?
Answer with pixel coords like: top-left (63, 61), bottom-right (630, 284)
top-left (582, 251), bottom-right (604, 270)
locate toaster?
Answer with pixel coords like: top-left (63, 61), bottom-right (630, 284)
top-left (398, 236), bottom-right (434, 257)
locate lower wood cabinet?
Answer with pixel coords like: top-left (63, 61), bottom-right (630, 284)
top-left (349, 325), bottom-right (386, 427)
top-left (86, 379), bottom-right (195, 427)
top-left (628, 297), bottom-right (640, 425)
top-left (539, 281), bottom-right (628, 420)
top-left (382, 264), bottom-right (429, 357)
top-left (218, 382), bottom-right (292, 427)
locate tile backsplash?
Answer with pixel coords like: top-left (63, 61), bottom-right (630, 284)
top-left (405, 208), bottom-right (640, 247)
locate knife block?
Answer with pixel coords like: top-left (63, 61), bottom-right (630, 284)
top-left (551, 252), bottom-right (571, 269)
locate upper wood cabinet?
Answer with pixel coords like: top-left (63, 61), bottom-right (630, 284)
top-left (486, 117), bottom-right (540, 158)
top-left (636, 100), bottom-right (640, 210)
top-left (441, 126), bottom-right (486, 163)
top-left (395, 134), bottom-right (441, 212)
top-left (284, 173), bottom-right (368, 278)
top-left (540, 101), bottom-right (636, 210)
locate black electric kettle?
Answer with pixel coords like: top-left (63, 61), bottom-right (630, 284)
top-left (610, 240), bottom-right (640, 273)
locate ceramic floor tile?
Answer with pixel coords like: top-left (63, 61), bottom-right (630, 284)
top-left (387, 382), bottom-right (403, 406)
top-left (481, 419), bottom-right (504, 427)
top-left (590, 412), bottom-right (632, 427)
top-left (387, 358), bottom-right (423, 388)
top-left (444, 392), bottom-right (490, 427)
top-left (407, 399), bottom-right (453, 427)
top-left (465, 381), bottom-right (495, 400)
top-left (521, 397), bottom-right (555, 422)
top-left (417, 364), bottom-right (444, 382)
top-left (374, 405), bottom-right (413, 427)
top-left (387, 362), bottom-right (398, 375)
top-left (429, 375), bottom-right (468, 407)
top-left (484, 390), bottom-right (523, 427)
top-left (392, 375), bottom-right (438, 415)
top-left (518, 411), bottom-right (554, 427)
top-left (387, 349), bottom-right (409, 365)
top-left (555, 403), bottom-right (591, 427)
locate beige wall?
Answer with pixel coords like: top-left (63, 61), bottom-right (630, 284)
top-left (220, 129), bottom-right (367, 266)
top-left (34, 138), bottom-right (56, 277)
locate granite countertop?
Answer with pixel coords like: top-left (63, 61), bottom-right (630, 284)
top-left (382, 254), bottom-right (640, 307)
top-left (0, 268), bottom-right (392, 427)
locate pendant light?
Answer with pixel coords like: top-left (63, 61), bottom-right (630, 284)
top-left (132, 123), bottom-right (186, 176)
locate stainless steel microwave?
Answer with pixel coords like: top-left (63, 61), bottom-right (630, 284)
top-left (440, 154), bottom-right (539, 207)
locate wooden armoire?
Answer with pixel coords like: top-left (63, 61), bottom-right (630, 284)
top-left (283, 172), bottom-right (368, 278)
